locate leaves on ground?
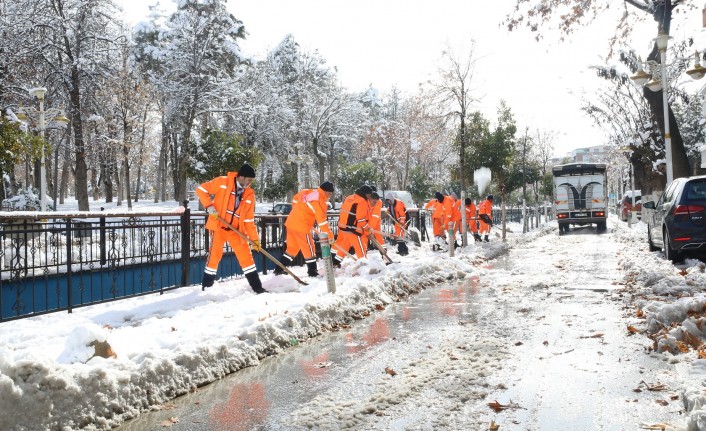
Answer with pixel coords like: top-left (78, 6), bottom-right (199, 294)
top-left (627, 325), bottom-right (639, 334)
top-left (639, 423), bottom-right (672, 430)
top-left (486, 400), bottom-right (521, 412)
top-left (487, 420), bottom-right (500, 430)
top-left (159, 417), bottom-right (179, 427)
top-left (579, 332), bottom-right (604, 339)
top-left (385, 367), bottom-right (397, 376)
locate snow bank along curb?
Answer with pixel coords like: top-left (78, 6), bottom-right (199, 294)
top-left (0, 224), bottom-right (549, 431)
top-left (613, 221), bottom-right (706, 430)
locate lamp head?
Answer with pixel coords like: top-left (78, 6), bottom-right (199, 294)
top-left (29, 87), bottom-right (47, 101)
top-left (630, 68), bottom-right (652, 87)
top-left (655, 31), bottom-right (671, 51)
top-left (54, 114), bottom-right (70, 128)
top-left (646, 77), bottom-right (663, 92)
top-left (686, 51), bottom-right (706, 80)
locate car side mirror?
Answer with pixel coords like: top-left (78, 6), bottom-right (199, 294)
top-left (643, 201), bottom-right (656, 210)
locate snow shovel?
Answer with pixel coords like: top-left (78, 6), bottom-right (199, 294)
top-left (369, 235), bottom-right (395, 265)
top-left (312, 229), bottom-right (358, 262)
top-left (216, 215), bottom-right (309, 286)
top-left (384, 212), bottom-right (421, 247)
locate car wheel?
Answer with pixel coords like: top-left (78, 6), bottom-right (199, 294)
top-left (647, 227), bottom-right (660, 252)
top-left (663, 229), bottom-right (684, 263)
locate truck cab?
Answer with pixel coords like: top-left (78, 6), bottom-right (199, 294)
top-left (552, 163), bottom-right (608, 234)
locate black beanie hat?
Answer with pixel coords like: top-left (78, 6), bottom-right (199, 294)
top-left (371, 192), bottom-right (380, 200)
top-left (487, 194), bottom-right (494, 201)
top-left (370, 185), bottom-right (377, 192)
top-left (465, 198), bottom-right (472, 205)
top-left (435, 192), bottom-right (444, 202)
top-left (356, 185), bottom-right (373, 197)
top-left (238, 163), bottom-right (256, 178)
top-left (320, 181), bottom-right (335, 193)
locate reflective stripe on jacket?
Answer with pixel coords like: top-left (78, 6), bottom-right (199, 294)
top-left (286, 187), bottom-right (334, 238)
top-left (195, 171), bottom-right (258, 241)
top-left (338, 193), bottom-right (370, 236)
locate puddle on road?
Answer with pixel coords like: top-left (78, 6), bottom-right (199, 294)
top-left (116, 277), bottom-right (485, 431)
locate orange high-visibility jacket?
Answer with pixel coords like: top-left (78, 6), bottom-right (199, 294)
top-left (196, 171), bottom-right (258, 242)
top-left (424, 198), bottom-right (445, 220)
top-left (285, 187), bottom-right (334, 238)
top-left (338, 193), bottom-right (370, 236)
top-left (479, 199), bottom-right (492, 219)
top-left (442, 195), bottom-right (455, 225)
top-left (465, 201), bottom-right (478, 220)
top-left (451, 197), bottom-right (462, 224)
top-left (292, 189), bottom-right (315, 205)
top-left (369, 199), bottom-right (383, 231)
top-left (390, 198), bottom-right (407, 225)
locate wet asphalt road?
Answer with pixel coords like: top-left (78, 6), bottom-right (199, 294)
top-left (117, 224), bottom-right (684, 430)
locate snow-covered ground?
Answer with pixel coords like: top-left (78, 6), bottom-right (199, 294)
top-left (1, 199), bottom-right (706, 430)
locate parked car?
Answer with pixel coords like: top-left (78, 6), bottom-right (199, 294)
top-left (642, 176), bottom-right (706, 262)
top-left (268, 203), bottom-right (292, 215)
top-left (619, 190), bottom-right (641, 221)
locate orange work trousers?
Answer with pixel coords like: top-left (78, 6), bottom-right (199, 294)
top-left (283, 230), bottom-right (317, 263)
top-left (335, 231), bottom-right (368, 259)
top-left (205, 228), bottom-right (256, 277)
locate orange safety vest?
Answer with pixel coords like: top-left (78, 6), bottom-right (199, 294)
top-left (338, 193), bottom-right (371, 236)
top-left (196, 171), bottom-right (258, 241)
top-left (451, 197), bottom-right (462, 224)
top-left (285, 187), bottom-right (334, 238)
top-left (479, 199), bottom-right (492, 218)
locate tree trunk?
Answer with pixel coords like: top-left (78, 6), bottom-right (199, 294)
top-left (69, 66), bottom-right (90, 211)
top-left (313, 136), bottom-right (326, 184)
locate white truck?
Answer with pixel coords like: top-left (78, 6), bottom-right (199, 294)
top-left (552, 163), bottom-right (608, 234)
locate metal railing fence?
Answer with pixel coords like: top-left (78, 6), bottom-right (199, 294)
top-left (0, 204), bottom-right (550, 322)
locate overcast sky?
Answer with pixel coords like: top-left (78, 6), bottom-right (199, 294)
top-left (119, 0), bottom-right (698, 157)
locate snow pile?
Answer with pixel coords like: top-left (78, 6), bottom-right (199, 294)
top-left (612, 220), bottom-right (706, 429)
top-left (0, 220), bottom-right (534, 431)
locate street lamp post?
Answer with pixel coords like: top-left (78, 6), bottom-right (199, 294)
top-left (17, 87), bottom-right (69, 211)
top-left (630, 32), bottom-right (706, 185)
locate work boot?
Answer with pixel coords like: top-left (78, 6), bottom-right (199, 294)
top-left (273, 254), bottom-right (293, 275)
top-left (473, 233), bottom-right (482, 242)
top-left (454, 241), bottom-right (460, 248)
top-left (483, 235), bottom-right (489, 242)
top-left (332, 256), bottom-right (342, 268)
top-left (245, 272), bottom-right (267, 294)
top-left (397, 242), bottom-right (408, 256)
top-left (202, 272), bottom-right (215, 290)
top-left (306, 261), bottom-right (320, 277)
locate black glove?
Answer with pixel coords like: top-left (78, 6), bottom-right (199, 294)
top-left (480, 214), bottom-right (492, 226)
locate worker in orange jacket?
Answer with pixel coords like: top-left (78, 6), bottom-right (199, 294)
top-left (367, 192), bottom-right (385, 252)
top-left (196, 163), bottom-right (266, 294)
top-left (333, 185), bottom-right (373, 266)
top-left (465, 198), bottom-right (482, 242)
top-left (275, 181), bottom-right (335, 277)
top-left (386, 193), bottom-right (409, 256)
top-left (478, 194), bottom-right (494, 242)
top-left (424, 192), bottom-right (450, 251)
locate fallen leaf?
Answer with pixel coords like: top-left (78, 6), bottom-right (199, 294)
top-left (514, 341), bottom-right (523, 346)
top-left (542, 340), bottom-right (549, 346)
top-left (385, 367), bottom-right (397, 376)
top-left (171, 327), bottom-right (176, 332)
top-left (580, 333), bottom-right (604, 339)
top-left (683, 331), bottom-right (703, 349)
top-left (640, 423), bottom-right (669, 430)
top-left (627, 325), bottom-right (639, 334)
top-left (655, 399), bottom-right (669, 406)
top-left (488, 420), bottom-right (500, 430)
top-left (679, 268), bottom-right (688, 276)
top-left (375, 304), bottom-right (385, 311)
top-left (487, 400), bottom-right (510, 412)
top-left (636, 309), bottom-right (645, 318)
top-left (159, 417), bottom-right (179, 427)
